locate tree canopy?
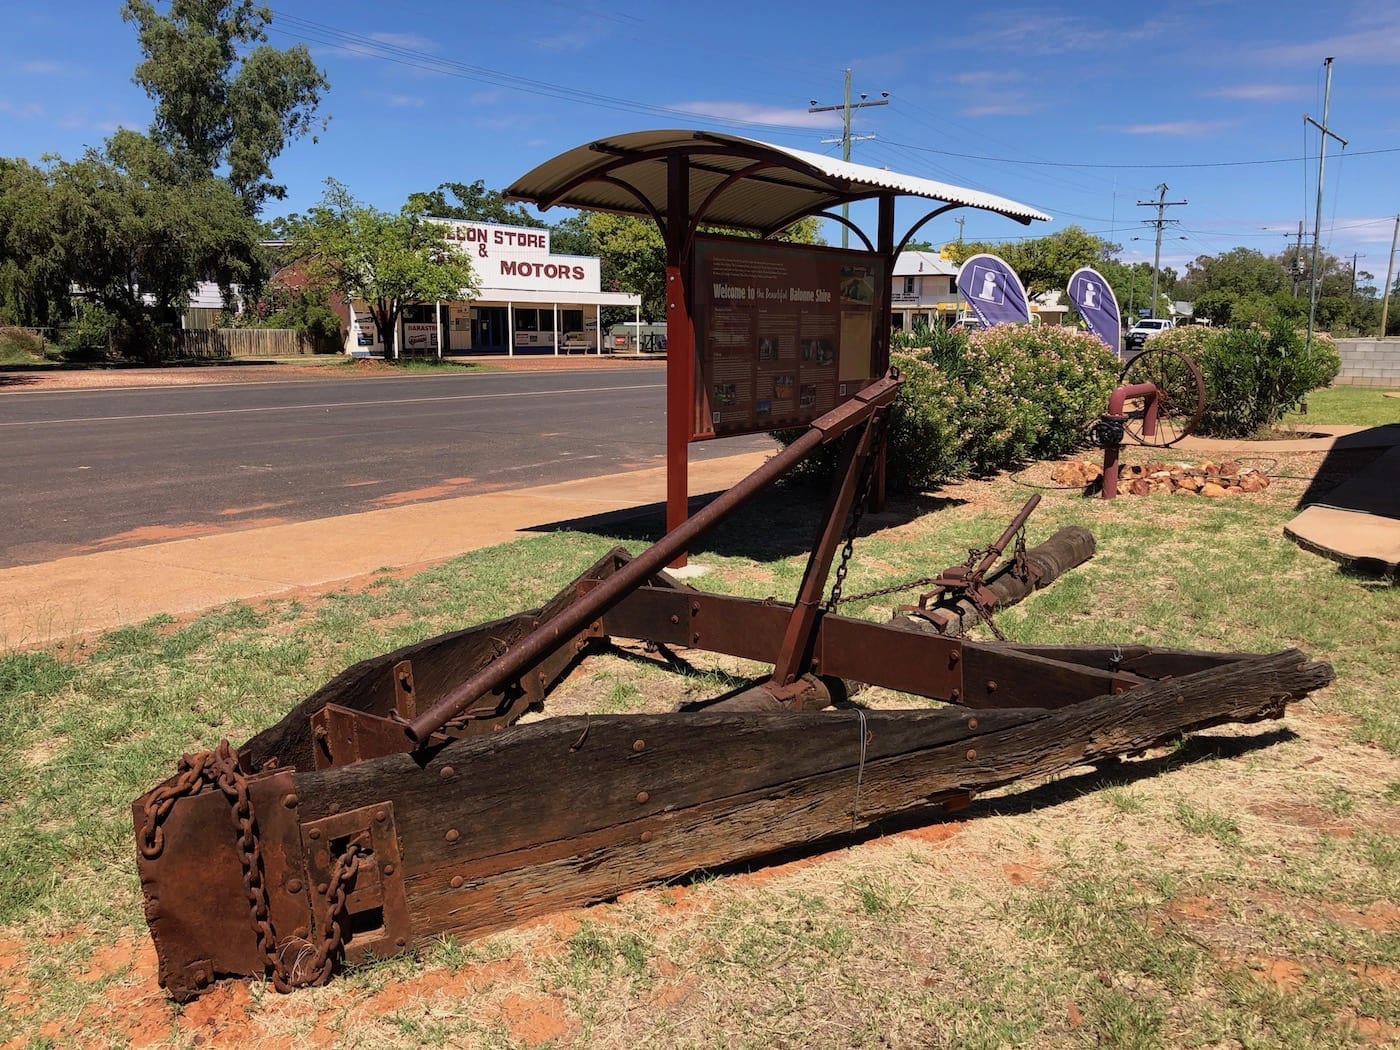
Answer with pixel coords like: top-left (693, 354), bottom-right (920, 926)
top-left (405, 181), bottom-right (545, 228)
top-left (46, 131), bottom-right (259, 359)
top-left (286, 180), bottom-right (479, 357)
top-left (122, 0), bottom-right (328, 212)
top-left (941, 225), bottom-right (1117, 297)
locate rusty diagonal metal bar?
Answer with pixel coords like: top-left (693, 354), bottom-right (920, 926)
top-left (404, 372), bottom-right (904, 745)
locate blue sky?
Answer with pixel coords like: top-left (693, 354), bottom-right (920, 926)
top-left (4, 0), bottom-right (1400, 283)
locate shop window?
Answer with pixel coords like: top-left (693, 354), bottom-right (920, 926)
top-left (562, 309), bottom-right (583, 331)
top-left (516, 309), bottom-right (538, 331)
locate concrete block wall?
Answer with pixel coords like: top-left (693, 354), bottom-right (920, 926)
top-left (1334, 338), bottom-right (1400, 388)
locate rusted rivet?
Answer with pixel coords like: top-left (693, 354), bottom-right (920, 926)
top-left (640, 830), bottom-right (654, 843)
top-left (286, 879), bottom-right (303, 894)
top-left (317, 882), bottom-right (328, 895)
top-left (440, 766), bottom-right (455, 780)
top-left (950, 689), bottom-right (960, 701)
top-left (293, 927), bottom-right (308, 939)
top-left (308, 828), bottom-right (322, 841)
top-left (446, 828), bottom-right (461, 843)
top-left (450, 875), bottom-right (464, 889)
top-left (949, 650), bottom-right (961, 664)
top-left (692, 632), bottom-right (700, 644)
top-left (396, 937), bottom-right (407, 948)
top-left (283, 794), bottom-right (298, 809)
top-left (636, 791), bottom-right (650, 804)
top-left (670, 614), bottom-right (679, 625)
top-left (1176, 694), bottom-right (1184, 704)
top-left (966, 749), bottom-right (977, 761)
top-left (1296, 662), bottom-right (1306, 673)
top-left (633, 739), bottom-right (646, 753)
top-left (328, 802), bottom-right (341, 814)
top-left (691, 603), bottom-right (700, 615)
top-left (967, 717), bottom-right (978, 730)
top-left (985, 680), bottom-right (998, 692)
top-left (375, 809), bottom-right (388, 822)
top-left (383, 863), bottom-right (395, 876)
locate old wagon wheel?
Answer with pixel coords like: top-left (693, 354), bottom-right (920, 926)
top-left (1117, 348), bottom-right (1205, 447)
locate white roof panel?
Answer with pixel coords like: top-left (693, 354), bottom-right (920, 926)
top-left (505, 130), bottom-right (1050, 237)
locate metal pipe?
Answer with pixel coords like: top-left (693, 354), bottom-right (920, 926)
top-left (405, 374), bottom-right (904, 743)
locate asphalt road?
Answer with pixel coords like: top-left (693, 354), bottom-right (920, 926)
top-left (1, 369), bottom-right (778, 568)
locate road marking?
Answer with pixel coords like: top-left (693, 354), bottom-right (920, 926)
top-left (0, 382), bottom-right (665, 427)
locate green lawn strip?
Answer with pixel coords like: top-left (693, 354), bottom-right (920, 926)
top-left (1283, 386), bottom-right (1400, 429)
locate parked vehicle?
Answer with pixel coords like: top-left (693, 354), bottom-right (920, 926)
top-left (1125, 317), bottom-right (1173, 351)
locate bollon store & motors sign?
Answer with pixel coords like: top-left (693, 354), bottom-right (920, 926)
top-left (439, 220), bottom-right (600, 292)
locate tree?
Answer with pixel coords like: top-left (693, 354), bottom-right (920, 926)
top-left (1175, 247), bottom-right (1285, 300)
top-left (0, 158), bottom-right (68, 327)
top-left (405, 181), bottom-right (544, 227)
top-left (587, 213), bottom-right (667, 321)
top-left (46, 130), bottom-right (260, 360)
top-left (286, 180), bottom-right (478, 358)
top-left (122, 0), bottom-right (328, 212)
top-left (941, 225), bottom-right (1116, 296)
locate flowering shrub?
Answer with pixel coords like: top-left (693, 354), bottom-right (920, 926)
top-left (777, 325), bottom-right (1119, 494)
top-left (1150, 322), bottom-right (1340, 437)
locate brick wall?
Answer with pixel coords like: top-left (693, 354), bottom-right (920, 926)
top-left (1334, 338), bottom-right (1400, 388)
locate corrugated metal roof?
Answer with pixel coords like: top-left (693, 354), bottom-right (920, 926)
top-left (892, 251), bottom-right (959, 277)
top-left (505, 130), bottom-right (1050, 237)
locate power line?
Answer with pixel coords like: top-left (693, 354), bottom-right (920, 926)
top-left (808, 70), bottom-right (887, 249)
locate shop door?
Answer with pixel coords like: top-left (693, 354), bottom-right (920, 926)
top-left (474, 307), bottom-right (508, 351)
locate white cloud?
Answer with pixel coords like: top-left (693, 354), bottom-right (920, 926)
top-left (20, 60), bottom-right (64, 75)
top-left (0, 99), bottom-right (45, 119)
top-left (384, 94), bottom-right (424, 108)
top-left (671, 101), bottom-right (833, 127)
top-left (1249, 14), bottom-right (1400, 66)
top-left (1204, 83), bottom-right (1304, 102)
top-left (1110, 120), bottom-right (1235, 136)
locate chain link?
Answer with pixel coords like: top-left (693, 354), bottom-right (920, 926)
top-left (137, 739), bottom-right (357, 991)
top-left (826, 410), bottom-right (888, 611)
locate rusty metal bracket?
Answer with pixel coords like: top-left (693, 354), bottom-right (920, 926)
top-left (392, 660), bottom-right (417, 719)
top-left (301, 803), bottom-right (412, 965)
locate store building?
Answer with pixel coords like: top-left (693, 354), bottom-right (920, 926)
top-left (343, 219), bottom-right (642, 357)
top-left (889, 251), bottom-right (962, 330)
top-left (888, 250), bottom-right (1067, 330)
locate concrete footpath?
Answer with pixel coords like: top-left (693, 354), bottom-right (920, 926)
top-left (1, 448), bottom-right (775, 648)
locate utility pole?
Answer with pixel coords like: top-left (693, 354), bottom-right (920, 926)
top-left (809, 69), bottom-right (887, 249)
top-left (1137, 183), bottom-right (1187, 318)
top-left (955, 216), bottom-right (965, 244)
top-left (1290, 221), bottom-right (1305, 297)
top-left (1350, 252), bottom-right (1359, 298)
top-left (1305, 57), bottom-right (1347, 357)
top-left (1381, 214), bottom-right (1399, 338)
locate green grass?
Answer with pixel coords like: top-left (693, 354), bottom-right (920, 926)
top-left (0, 397), bottom-right (1396, 1046)
top-left (1284, 385), bottom-right (1400, 428)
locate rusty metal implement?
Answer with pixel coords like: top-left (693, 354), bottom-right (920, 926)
top-left (133, 370), bottom-right (1333, 1000)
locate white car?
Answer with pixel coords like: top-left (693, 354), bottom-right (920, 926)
top-left (1125, 318), bottom-right (1173, 351)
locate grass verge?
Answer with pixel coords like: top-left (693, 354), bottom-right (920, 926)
top-left (0, 430), bottom-right (1395, 1047)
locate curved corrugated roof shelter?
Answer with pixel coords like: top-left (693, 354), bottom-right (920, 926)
top-left (505, 129), bottom-right (1051, 545)
top-left (505, 129), bottom-right (1049, 245)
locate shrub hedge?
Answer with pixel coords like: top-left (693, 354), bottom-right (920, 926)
top-left (777, 324), bottom-right (1119, 495)
top-left (1149, 322), bottom-right (1339, 437)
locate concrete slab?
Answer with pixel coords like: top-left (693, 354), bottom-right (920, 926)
top-left (1283, 444), bottom-right (1400, 572)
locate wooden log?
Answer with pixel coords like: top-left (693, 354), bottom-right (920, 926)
top-left (897, 525), bottom-right (1097, 638)
top-left (135, 649), bottom-right (1331, 997)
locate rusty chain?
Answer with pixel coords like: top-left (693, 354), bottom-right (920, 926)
top-left (825, 410), bottom-right (888, 612)
top-left (137, 739), bottom-right (360, 992)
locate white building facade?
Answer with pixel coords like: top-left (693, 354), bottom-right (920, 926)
top-left (345, 219), bottom-right (642, 357)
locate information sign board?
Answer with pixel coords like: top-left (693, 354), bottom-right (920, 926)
top-left (690, 236), bottom-right (885, 440)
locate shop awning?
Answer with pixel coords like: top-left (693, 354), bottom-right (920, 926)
top-left (505, 130), bottom-right (1050, 238)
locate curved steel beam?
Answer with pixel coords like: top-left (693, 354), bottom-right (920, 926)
top-left (895, 204), bottom-right (962, 257)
